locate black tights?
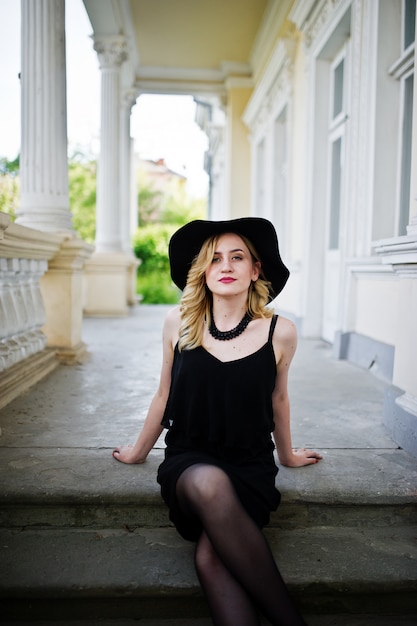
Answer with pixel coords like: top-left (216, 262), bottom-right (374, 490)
top-left (176, 464), bottom-right (307, 626)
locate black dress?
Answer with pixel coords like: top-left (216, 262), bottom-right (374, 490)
top-left (157, 315), bottom-right (281, 541)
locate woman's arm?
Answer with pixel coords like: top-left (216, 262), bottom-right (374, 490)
top-left (112, 307), bottom-right (180, 464)
top-left (272, 317), bottom-right (322, 467)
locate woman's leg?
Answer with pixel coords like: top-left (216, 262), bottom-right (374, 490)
top-left (195, 530), bottom-right (261, 626)
top-left (176, 464), bottom-right (307, 626)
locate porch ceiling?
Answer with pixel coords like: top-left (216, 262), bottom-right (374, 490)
top-left (130, 0), bottom-right (268, 70)
top-left (83, 0), bottom-right (291, 99)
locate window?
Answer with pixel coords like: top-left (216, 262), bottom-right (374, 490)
top-left (327, 49), bottom-right (347, 250)
top-left (404, 0), bottom-right (416, 50)
top-left (329, 137), bottom-right (342, 249)
top-left (333, 58), bottom-right (344, 119)
top-left (389, 0), bottom-right (415, 235)
top-left (399, 73), bottom-right (414, 235)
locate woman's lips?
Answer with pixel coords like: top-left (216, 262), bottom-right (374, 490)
top-left (219, 277), bottom-right (236, 283)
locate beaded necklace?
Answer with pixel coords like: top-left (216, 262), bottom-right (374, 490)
top-left (208, 309), bottom-right (252, 341)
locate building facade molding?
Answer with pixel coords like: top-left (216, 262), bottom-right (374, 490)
top-left (243, 36), bottom-right (296, 135)
top-left (374, 235), bottom-right (417, 271)
top-left (301, 0), bottom-right (352, 52)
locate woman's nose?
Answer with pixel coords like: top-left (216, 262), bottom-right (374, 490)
top-left (221, 259), bottom-right (233, 271)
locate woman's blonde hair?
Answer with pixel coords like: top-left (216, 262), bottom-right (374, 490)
top-left (178, 233), bottom-right (273, 351)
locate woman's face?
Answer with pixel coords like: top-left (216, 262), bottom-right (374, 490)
top-left (205, 233), bottom-right (260, 298)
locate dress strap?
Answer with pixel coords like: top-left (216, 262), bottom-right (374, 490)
top-left (268, 314), bottom-right (279, 343)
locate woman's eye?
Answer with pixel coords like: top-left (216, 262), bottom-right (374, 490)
top-left (232, 255), bottom-right (243, 261)
top-left (212, 257), bottom-right (220, 263)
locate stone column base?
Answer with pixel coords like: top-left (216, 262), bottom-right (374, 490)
top-left (83, 251), bottom-right (133, 316)
top-left (54, 341), bottom-right (90, 366)
top-left (40, 236), bottom-right (94, 357)
top-left (0, 348), bottom-right (59, 411)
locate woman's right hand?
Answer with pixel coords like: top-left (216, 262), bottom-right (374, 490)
top-left (112, 445), bottom-right (145, 464)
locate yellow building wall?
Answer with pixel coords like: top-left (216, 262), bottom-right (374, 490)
top-left (226, 85), bottom-right (252, 218)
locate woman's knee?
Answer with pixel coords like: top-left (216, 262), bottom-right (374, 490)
top-left (177, 464), bottom-right (233, 507)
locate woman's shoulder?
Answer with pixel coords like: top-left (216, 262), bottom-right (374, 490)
top-left (163, 306), bottom-right (181, 346)
top-left (269, 314), bottom-right (297, 368)
top-left (165, 305), bottom-right (181, 323)
top-left (274, 314), bottom-right (297, 346)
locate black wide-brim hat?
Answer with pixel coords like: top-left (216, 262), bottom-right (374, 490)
top-left (169, 217), bottom-right (289, 299)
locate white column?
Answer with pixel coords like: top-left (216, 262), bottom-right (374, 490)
top-left (94, 36), bottom-right (127, 252)
top-left (130, 140), bottom-right (138, 234)
top-left (407, 6), bottom-right (417, 236)
top-left (16, 0), bottom-right (73, 233)
top-left (120, 90), bottom-right (137, 253)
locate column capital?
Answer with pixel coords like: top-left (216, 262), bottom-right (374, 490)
top-left (121, 88), bottom-right (138, 112)
top-left (93, 36), bottom-right (128, 69)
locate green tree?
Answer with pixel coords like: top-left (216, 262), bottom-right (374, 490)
top-left (137, 170), bottom-right (163, 226)
top-left (134, 163), bottom-right (207, 303)
top-left (132, 223), bottom-right (180, 303)
top-left (0, 154), bottom-right (98, 240)
top-left (0, 155), bottom-right (19, 175)
top-left (0, 156), bottom-right (20, 220)
top-left (162, 182), bottom-right (206, 225)
top-left (68, 157), bottom-right (96, 243)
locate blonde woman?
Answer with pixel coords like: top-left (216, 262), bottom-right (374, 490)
top-left (113, 218), bottom-right (322, 626)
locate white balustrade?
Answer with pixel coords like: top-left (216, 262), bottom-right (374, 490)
top-left (0, 257), bottom-right (48, 372)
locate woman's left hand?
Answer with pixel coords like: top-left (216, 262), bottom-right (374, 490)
top-left (281, 448), bottom-right (323, 467)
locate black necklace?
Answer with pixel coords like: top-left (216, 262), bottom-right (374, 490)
top-left (209, 310), bottom-right (252, 341)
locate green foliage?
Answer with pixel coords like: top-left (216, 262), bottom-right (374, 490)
top-left (68, 158), bottom-right (97, 243)
top-left (136, 270), bottom-right (180, 304)
top-left (0, 173), bottom-right (20, 220)
top-left (133, 223), bottom-right (177, 273)
top-left (0, 156), bottom-right (20, 221)
top-left (162, 184), bottom-right (207, 225)
top-left (137, 170), bottom-right (163, 225)
top-left (0, 156), bottom-right (20, 220)
top-left (0, 154), bottom-right (97, 238)
top-left (134, 168), bottom-right (207, 303)
top-left (138, 169), bottom-right (206, 227)
top-left (133, 223), bottom-right (182, 304)
top-left (0, 155), bottom-right (20, 176)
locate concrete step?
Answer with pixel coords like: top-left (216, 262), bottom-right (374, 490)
top-left (1, 448), bottom-right (416, 530)
top-left (1, 525), bottom-right (416, 621)
top-left (2, 435), bottom-right (416, 622)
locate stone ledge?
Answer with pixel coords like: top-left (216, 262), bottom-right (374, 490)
top-left (1, 447), bottom-right (416, 504)
top-left (0, 448), bottom-right (416, 529)
top-left (0, 349), bottom-right (59, 412)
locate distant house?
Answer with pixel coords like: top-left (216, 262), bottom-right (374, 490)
top-left (138, 158), bottom-right (186, 194)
